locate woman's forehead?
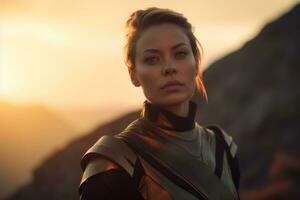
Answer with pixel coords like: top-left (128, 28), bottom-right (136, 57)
top-left (136, 23), bottom-right (190, 52)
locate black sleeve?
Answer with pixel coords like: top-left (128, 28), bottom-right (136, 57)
top-left (79, 169), bottom-right (144, 200)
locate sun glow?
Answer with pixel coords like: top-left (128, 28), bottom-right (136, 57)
top-left (0, 74), bottom-right (18, 100)
top-left (0, 48), bottom-right (18, 100)
top-left (0, 18), bottom-right (71, 102)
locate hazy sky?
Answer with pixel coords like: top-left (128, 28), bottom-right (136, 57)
top-left (0, 0), bottom-right (297, 109)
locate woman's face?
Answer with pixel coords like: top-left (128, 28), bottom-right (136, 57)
top-left (130, 23), bottom-right (198, 107)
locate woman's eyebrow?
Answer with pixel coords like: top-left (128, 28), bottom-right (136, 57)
top-left (143, 42), bottom-right (188, 53)
top-left (171, 42), bottom-right (188, 50)
top-left (143, 49), bottom-right (159, 53)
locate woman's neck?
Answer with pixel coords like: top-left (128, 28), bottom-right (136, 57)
top-left (141, 100), bottom-right (197, 131)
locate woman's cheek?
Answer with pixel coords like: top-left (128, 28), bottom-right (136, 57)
top-left (139, 70), bottom-right (160, 88)
top-left (183, 66), bottom-right (197, 91)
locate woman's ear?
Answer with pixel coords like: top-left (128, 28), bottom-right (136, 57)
top-left (128, 67), bottom-right (140, 87)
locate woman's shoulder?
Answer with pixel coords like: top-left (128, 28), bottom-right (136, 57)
top-left (79, 135), bottom-right (138, 193)
top-left (81, 135), bottom-right (137, 169)
top-left (200, 124), bottom-right (238, 157)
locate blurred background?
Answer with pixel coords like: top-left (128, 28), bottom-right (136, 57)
top-left (1, 0), bottom-right (299, 199)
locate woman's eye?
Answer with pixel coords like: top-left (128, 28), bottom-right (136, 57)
top-left (175, 51), bottom-right (188, 59)
top-left (144, 56), bottom-right (159, 65)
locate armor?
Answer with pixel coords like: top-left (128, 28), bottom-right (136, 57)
top-left (79, 118), bottom-right (239, 200)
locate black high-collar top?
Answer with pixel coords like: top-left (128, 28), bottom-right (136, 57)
top-left (140, 100), bottom-right (197, 132)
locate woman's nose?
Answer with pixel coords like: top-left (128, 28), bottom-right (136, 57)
top-left (162, 59), bottom-right (177, 75)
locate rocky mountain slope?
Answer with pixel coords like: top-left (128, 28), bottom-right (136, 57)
top-left (192, 3), bottom-right (300, 199)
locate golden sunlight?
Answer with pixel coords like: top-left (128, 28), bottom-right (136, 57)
top-left (0, 46), bottom-right (18, 99)
top-left (0, 18), bottom-right (70, 102)
top-left (2, 18), bottom-right (71, 47)
top-left (0, 72), bottom-right (18, 99)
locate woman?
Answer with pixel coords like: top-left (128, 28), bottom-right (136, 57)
top-left (79, 7), bottom-right (240, 200)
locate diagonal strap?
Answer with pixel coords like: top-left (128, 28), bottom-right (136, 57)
top-left (205, 125), bottom-right (226, 178)
top-left (128, 142), bottom-right (209, 200)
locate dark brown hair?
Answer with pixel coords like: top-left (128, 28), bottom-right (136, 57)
top-left (124, 7), bottom-right (207, 100)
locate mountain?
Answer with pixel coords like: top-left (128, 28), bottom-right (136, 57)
top-left (0, 101), bottom-right (78, 199)
top-left (54, 106), bottom-right (134, 133)
top-left (192, 3), bottom-right (300, 199)
top-left (6, 3), bottom-right (300, 200)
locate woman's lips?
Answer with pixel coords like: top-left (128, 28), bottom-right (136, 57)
top-left (161, 80), bottom-right (183, 90)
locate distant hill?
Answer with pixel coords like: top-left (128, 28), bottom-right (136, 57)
top-left (192, 3), bottom-right (300, 199)
top-left (0, 100), bottom-right (78, 199)
top-left (6, 3), bottom-right (300, 200)
top-left (54, 105), bottom-right (135, 133)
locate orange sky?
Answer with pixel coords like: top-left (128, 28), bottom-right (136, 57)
top-left (0, 0), bottom-right (297, 109)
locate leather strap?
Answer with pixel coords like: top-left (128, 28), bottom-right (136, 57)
top-left (206, 125), bottom-right (240, 191)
